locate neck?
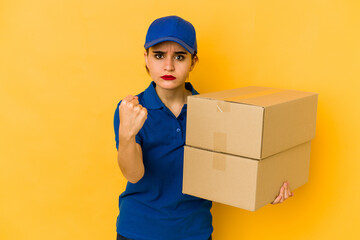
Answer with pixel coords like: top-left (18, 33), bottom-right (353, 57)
top-left (155, 83), bottom-right (191, 108)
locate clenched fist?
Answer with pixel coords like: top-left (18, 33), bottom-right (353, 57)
top-left (118, 95), bottom-right (148, 140)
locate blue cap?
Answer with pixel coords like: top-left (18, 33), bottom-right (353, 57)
top-left (144, 16), bottom-right (197, 54)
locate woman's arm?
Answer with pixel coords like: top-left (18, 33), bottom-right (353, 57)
top-left (117, 95), bottom-right (147, 183)
top-left (117, 135), bottom-right (144, 184)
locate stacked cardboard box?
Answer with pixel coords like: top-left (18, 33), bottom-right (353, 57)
top-left (183, 86), bottom-right (318, 211)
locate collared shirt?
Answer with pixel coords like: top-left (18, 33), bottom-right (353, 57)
top-left (113, 81), bottom-right (213, 240)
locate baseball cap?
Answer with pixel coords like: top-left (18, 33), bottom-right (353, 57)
top-left (144, 16), bottom-right (197, 54)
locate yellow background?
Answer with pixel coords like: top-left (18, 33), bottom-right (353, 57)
top-left (1, 0), bottom-right (359, 239)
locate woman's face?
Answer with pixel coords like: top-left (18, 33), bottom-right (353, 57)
top-left (144, 41), bottom-right (197, 91)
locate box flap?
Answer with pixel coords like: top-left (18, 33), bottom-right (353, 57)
top-left (193, 86), bottom-right (318, 108)
top-left (183, 146), bottom-right (259, 211)
top-left (261, 94), bottom-right (318, 157)
top-left (186, 96), bottom-right (264, 159)
top-left (255, 142), bottom-right (311, 209)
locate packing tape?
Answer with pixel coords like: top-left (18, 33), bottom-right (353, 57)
top-left (212, 153), bottom-right (226, 171)
top-left (224, 88), bottom-right (284, 102)
top-left (214, 132), bottom-right (227, 152)
top-left (216, 101), bottom-right (231, 112)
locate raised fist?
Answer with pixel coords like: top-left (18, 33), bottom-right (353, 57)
top-left (118, 95), bottom-right (148, 139)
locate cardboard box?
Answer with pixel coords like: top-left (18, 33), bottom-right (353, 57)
top-left (186, 86), bottom-right (318, 159)
top-left (183, 142), bottom-right (311, 211)
top-left (183, 86), bottom-right (318, 211)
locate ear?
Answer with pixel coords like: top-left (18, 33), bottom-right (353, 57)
top-left (189, 55), bottom-right (198, 72)
top-left (144, 50), bottom-right (149, 68)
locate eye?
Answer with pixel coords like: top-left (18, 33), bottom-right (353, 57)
top-left (154, 54), bottom-right (164, 59)
top-left (175, 55), bottom-right (185, 61)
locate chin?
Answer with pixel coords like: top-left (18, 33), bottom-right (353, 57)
top-left (155, 79), bottom-right (185, 90)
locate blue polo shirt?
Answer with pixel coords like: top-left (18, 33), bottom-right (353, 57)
top-left (113, 81), bottom-right (213, 240)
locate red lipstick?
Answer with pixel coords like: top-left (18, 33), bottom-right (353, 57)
top-left (161, 75), bottom-right (176, 80)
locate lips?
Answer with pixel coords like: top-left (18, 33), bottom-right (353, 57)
top-left (161, 75), bottom-right (176, 80)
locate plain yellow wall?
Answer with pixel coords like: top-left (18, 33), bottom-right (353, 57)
top-left (1, 0), bottom-right (360, 239)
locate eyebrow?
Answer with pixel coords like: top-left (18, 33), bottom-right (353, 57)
top-left (152, 50), bottom-right (188, 55)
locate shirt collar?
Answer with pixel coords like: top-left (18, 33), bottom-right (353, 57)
top-left (142, 81), bottom-right (199, 110)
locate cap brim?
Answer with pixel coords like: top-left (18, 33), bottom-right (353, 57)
top-left (144, 37), bottom-right (195, 54)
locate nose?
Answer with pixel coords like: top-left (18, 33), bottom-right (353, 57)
top-left (163, 56), bottom-right (175, 72)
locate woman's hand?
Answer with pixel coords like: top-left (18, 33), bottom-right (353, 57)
top-left (271, 181), bottom-right (293, 204)
top-left (119, 95), bottom-right (148, 139)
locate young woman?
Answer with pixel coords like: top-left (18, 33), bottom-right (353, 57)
top-left (113, 15), bottom-right (292, 240)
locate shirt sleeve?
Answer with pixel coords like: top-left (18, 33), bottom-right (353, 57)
top-left (113, 100), bottom-right (143, 150)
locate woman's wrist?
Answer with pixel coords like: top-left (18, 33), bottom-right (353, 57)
top-left (118, 128), bottom-right (136, 143)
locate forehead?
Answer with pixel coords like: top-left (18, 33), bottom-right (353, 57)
top-left (149, 41), bottom-right (187, 53)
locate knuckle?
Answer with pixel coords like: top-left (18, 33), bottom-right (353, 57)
top-left (123, 95), bottom-right (134, 102)
top-left (134, 105), bottom-right (141, 112)
top-left (124, 95), bottom-right (132, 101)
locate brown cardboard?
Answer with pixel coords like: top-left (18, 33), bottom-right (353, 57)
top-left (183, 142), bottom-right (311, 211)
top-left (186, 86), bottom-right (318, 159)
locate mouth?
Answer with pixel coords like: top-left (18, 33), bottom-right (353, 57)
top-left (161, 75), bottom-right (176, 80)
